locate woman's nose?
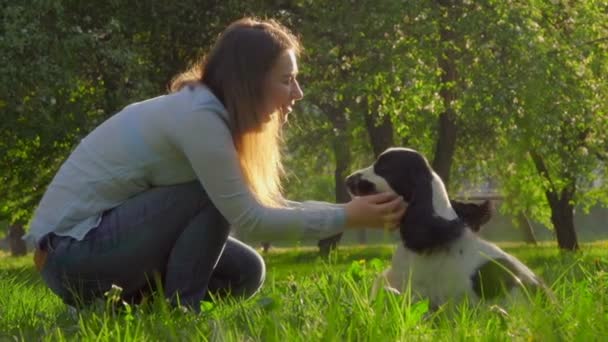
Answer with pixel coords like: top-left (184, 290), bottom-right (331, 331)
top-left (292, 79), bottom-right (303, 100)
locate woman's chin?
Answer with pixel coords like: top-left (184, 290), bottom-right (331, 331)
top-left (280, 107), bottom-right (293, 123)
top-left (259, 108), bottom-right (292, 125)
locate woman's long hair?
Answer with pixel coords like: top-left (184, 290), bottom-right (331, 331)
top-left (170, 18), bottom-right (301, 207)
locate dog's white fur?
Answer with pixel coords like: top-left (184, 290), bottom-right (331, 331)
top-left (354, 148), bottom-right (541, 306)
top-left (373, 228), bottom-right (538, 307)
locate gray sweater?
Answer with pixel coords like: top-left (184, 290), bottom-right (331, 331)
top-left (25, 85), bottom-right (345, 246)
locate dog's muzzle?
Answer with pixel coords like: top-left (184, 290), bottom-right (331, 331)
top-left (345, 173), bottom-right (377, 196)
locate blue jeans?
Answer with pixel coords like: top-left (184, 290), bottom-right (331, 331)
top-left (39, 181), bottom-right (265, 309)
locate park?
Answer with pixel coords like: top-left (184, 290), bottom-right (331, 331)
top-left (1, 0), bottom-right (607, 340)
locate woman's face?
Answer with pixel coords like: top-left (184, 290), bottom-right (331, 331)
top-left (260, 49), bottom-right (304, 122)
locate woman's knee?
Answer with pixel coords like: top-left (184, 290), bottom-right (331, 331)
top-left (211, 238), bottom-right (266, 298)
top-left (245, 245), bottom-right (266, 290)
top-left (234, 240), bottom-right (265, 297)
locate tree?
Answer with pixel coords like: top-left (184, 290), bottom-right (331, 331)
top-left (278, 0), bottom-right (421, 253)
top-left (468, 0), bottom-right (608, 250)
top-left (0, 0), bottom-right (259, 232)
top-left (3, 0), bottom-right (606, 253)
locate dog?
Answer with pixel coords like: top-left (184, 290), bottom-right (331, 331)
top-left (346, 147), bottom-right (544, 307)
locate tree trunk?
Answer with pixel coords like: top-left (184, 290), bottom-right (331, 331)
top-left (318, 107), bottom-right (350, 256)
top-left (547, 189), bottom-right (579, 251)
top-left (529, 151), bottom-right (579, 251)
top-left (433, 113), bottom-right (458, 187)
top-left (333, 114), bottom-right (351, 205)
top-left (361, 108), bottom-right (396, 244)
top-left (8, 223), bottom-right (27, 256)
top-left (432, 0), bottom-right (460, 188)
top-left (516, 213), bottom-right (538, 245)
top-left (364, 111), bottom-right (394, 157)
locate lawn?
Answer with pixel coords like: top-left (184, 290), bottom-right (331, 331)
top-left (0, 242), bottom-right (606, 341)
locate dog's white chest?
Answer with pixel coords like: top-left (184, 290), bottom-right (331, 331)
top-left (385, 242), bottom-right (478, 304)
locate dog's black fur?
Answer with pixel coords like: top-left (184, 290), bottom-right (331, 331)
top-left (347, 149), bottom-right (492, 253)
top-left (346, 147), bottom-right (545, 305)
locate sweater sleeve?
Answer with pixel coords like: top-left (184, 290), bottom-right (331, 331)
top-left (168, 108), bottom-right (346, 242)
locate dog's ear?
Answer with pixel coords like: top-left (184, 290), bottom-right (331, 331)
top-left (451, 200), bottom-right (493, 232)
top-left (379, 149), bottom-right (433, 201)
top-left (400, 180), bottom-right (465, 253)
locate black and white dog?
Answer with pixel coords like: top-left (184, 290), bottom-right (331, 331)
top-left (346, 147), bottom-right (544, 306)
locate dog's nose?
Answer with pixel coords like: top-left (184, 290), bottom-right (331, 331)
top-left (345, 173), bottom-right (361, 189)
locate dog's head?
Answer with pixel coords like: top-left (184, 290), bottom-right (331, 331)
top-left (346, 147), bottom-right (491, 252)
top-left (346, 148), bottom-right (433, 201)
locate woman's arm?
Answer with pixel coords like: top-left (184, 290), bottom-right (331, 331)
top-left (169, 107), bottom-right (347, 242)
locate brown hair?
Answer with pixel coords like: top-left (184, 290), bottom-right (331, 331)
top-left (170, 17), bottom-right (302, 207)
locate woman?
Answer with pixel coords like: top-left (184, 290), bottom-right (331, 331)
top-left (26, 17), bottom-right (406, 310)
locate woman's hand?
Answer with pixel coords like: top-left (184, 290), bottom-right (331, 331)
top-left (344, 192), bottom-right (407, 230)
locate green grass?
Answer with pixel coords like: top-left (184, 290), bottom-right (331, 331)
top-left (1, 242), bottom-right (607, 341)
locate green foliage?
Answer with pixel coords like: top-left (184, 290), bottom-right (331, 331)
top-left (0, 0), bottom-right (268, 225)
top-left (0, 0), bottom-right (156, 223)
top-left (1, 0), bottom-right (607, 240)
top-left (486, 0), bottom-right (608, 219)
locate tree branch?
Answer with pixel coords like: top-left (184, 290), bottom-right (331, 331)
top-left (529, 150), bottom-right (557, 196)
